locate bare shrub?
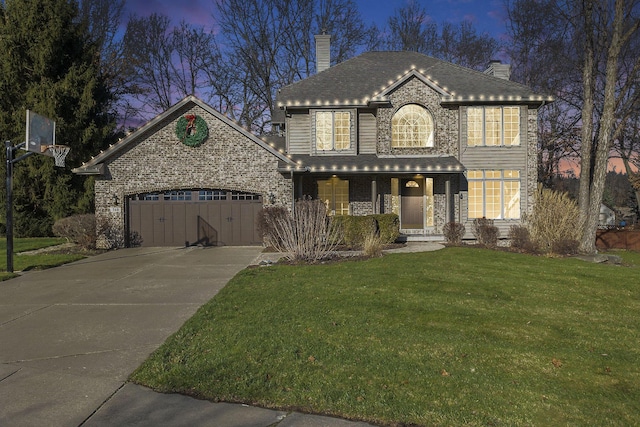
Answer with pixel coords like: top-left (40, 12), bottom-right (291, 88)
top-left (267, 199), bottom-right (341, 262)
top-left (257, 206), bottom-right (290, 248)
top-left (362, 231), bottom-right (383, 258)
top-left (52, 214), bottom-right (96, 250)
top-left (96, 219), bottom-right (125, 249)
top-left (526, 186), bottom-right (580, 254)
top-left (443, 222), bottom-right (465, 245)
top-left (471, 217), bottom-right (499, 247)
top-left (509, 225), bottom-right (538, 253)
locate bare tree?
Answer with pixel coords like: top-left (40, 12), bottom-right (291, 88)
top-left (385, 1), bottom-right (498, 70)
top-left (576, 0), bottom-right (640, 253)
top-left (386, 0), bottom-right (438, 53)
top-left (215, 0), bottom-right (377, 132)
top-left (506, 0), bottom-right (581, 187)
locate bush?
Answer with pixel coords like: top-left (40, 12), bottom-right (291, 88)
top-left (264, 199), bottom-right (341, 262)
top-left (472, 217), bottom-right (499, 247)
top-left (332, 214), bottom-right (399, 247)
top-left (443, 222), bottom-right (465, 245)
top-left (508, 225), bottom-right (538, 253)
top-left (362, 231), bottom-right (384, 258)
top-left (52, 214), bottom-right (96, 250)
top-left (526, 186), bottom-right (580, 254)
top-left (257, 206), bottom-right (290, 248)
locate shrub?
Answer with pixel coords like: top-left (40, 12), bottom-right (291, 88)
top-left (266, 199), bottom-right (341, 262)
top-left (257, 206), bottom-right (290, 248)
top-left (526, 186), bottom-right (580, 254)
top-left (332, 214), bottom-right (399, 247)
top-left (472, 217), bottom-right (499, 247)
top-left (370, 214), bottom-right (400, 244)
top-left (362, 231), bottom-right (384, 258)
top-left (443, 222), bottom-right (465, 245)
top-left (508, 224), bottom-right (538, 253)
top-left (52, 214), bottom-right (96, 250)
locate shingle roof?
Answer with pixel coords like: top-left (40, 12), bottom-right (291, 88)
top-left (273, 51), bottom-right (551, 123)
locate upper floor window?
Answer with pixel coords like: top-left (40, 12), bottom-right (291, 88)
top-left (316, 111), bottom-right (351, 151)
top-left (467, 106), bottom-right (520, 147)
top-left (392, 104), bottom-right (434, 148)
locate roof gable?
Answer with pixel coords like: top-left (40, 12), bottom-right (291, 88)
top-left (74, 96), bottom-right (294, 175)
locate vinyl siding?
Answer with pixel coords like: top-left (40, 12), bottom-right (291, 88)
top-left (287, 113), bottom-right (310, 154)
top-left (358, 111), bottom-right (377, 154)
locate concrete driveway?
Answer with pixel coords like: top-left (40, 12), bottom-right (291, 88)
top-left (0, 246), bottom-right (269, 426)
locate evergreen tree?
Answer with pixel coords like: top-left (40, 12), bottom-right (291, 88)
top-left (0, 0), bottom-right (116, 236)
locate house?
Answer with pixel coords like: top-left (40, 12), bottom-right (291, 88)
top-left (74, 36), bottom-right (550, 247)
top-left (272, 35), bottom-right (551, 240)
top-left (599, 204), bottom-right (616, 227)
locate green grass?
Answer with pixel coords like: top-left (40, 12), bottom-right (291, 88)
top-left (130, 247), bottom-right (640, 426)
top-left (1, 237), bottom-right (85, 280)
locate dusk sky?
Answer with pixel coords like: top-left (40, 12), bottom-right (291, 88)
top-left (122, 0), bottom-right (509, 40)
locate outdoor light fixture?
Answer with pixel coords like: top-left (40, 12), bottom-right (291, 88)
top-left (268, 193), bottom-right (276, 204)
top-left (112, 193), bottom-right (119, 206)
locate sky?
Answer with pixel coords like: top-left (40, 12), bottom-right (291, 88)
top-left (122, 0), bottom-right (509, 40)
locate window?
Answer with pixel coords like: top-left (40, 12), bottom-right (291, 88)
top-left (467, 107), bottom-right (520, 147)
top-left (318, 177), bottom-right (349, 215)
top-left (231, 191), bottom-right (260, 201)
top-left (199, 190), bottom-right (227, 200)
top-left (392, 104), bottom-right (434, 148)
top-left (468, 170), bottom-right (520, 219)
top-left (163, 190), bottom-right (192, 201)
top-left (316, 111), bottom-right (351, 151)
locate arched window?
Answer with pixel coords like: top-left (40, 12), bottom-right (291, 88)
top-left (392, 104), bottom-right (434, 148)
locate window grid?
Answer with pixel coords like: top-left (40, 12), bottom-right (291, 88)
top-left (199, 190), bottom-right (227, 201)
top-left (231, 191), bottom-right (260, 201)
top-left (163, 191), bottom-right (192, 201)
top-left (467, 107), bottom-right (520, 147)
top-left (468, 170), bottom-right (521, 219)
top-left (392, 104), bottom-right (434, 148)
top-left (315, 111), bottom-right (351, 151)
top-left (318, 178), bottom-right (349, 216)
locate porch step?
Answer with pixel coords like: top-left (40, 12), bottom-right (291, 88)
top-left (397, 234), bottom-right (446, 243)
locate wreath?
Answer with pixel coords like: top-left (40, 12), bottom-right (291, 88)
top-left (175, 114), bottom-right (208, 147)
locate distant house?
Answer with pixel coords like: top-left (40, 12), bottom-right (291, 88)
top-left (75, 35), bottom-right (551, 247)
top-left (599, 204), bottom-right (616, 227)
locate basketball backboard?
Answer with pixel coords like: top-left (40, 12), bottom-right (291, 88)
top-left (25, 109), bottom-right (55, 153)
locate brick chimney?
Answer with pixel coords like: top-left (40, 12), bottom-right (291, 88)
top-left (315, 33), bottom-right (331, 73)
top-left (484, 59), bottom-right (511, 80)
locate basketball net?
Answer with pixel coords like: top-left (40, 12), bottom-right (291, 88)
top-left (45, 145), bottom-right (70, 167)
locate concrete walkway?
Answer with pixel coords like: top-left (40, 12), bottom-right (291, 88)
top-left (0, 243), bottom-right (442, 427)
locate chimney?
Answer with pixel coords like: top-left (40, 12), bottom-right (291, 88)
top-left (315, 33), bottom-right (331, 74)
top-left (484, 59), bottom-right (511, 80)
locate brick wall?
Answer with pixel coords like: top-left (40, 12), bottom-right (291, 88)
top-left (94, 104), bottom-right (292, 247)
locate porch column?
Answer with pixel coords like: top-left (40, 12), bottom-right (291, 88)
top-left (445, 177), bottom-right (452, 223)
top-left (371, 178), bottom-right (378, 214)
top-left (297, 174), bottom-right (304, 201)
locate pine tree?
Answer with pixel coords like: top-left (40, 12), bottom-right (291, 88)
top-left (0, 0), bottom-right (116, 236)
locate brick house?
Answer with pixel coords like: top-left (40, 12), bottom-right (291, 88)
top-left (272, 36), bottom-right (551, 240)
top-left (75, 37), bottom-right (550, 247)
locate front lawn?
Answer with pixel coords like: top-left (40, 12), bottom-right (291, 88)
top-left (131, 247), bottom-right (640, 426)
top-left (1, 237), bottom-right (86, 280)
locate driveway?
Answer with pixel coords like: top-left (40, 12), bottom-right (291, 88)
top-left (0, 246), bottom-right (265, 426)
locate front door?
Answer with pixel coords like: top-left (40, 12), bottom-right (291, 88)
top-left (401, 178), bottom-right (424, 229)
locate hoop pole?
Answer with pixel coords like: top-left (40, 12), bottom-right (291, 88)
top-left (5, 141), bottom-right (36, 273)
top-left (6, 140), bottom-right (14, 273)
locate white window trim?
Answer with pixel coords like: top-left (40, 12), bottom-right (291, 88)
top-left (467, 106), bottom-right (520, 147)
top-left (468, 170), bottom-right (521, 220)
top-left (392, 104), bottom-right (435, 148)
top-left (315, 110), bottom-right (352, 152)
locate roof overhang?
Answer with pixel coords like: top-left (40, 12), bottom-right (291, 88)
top-left (278, 155), bottom-right (465, 174)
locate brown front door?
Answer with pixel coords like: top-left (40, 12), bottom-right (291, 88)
top-left (400, 178), bottom-right (424, 229)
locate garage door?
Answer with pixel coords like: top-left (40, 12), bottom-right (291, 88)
top-left (128, 190), bottom-right (263, 247)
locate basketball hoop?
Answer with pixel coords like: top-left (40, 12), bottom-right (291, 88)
top-left (44, 144), bottom-right (70, 167)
